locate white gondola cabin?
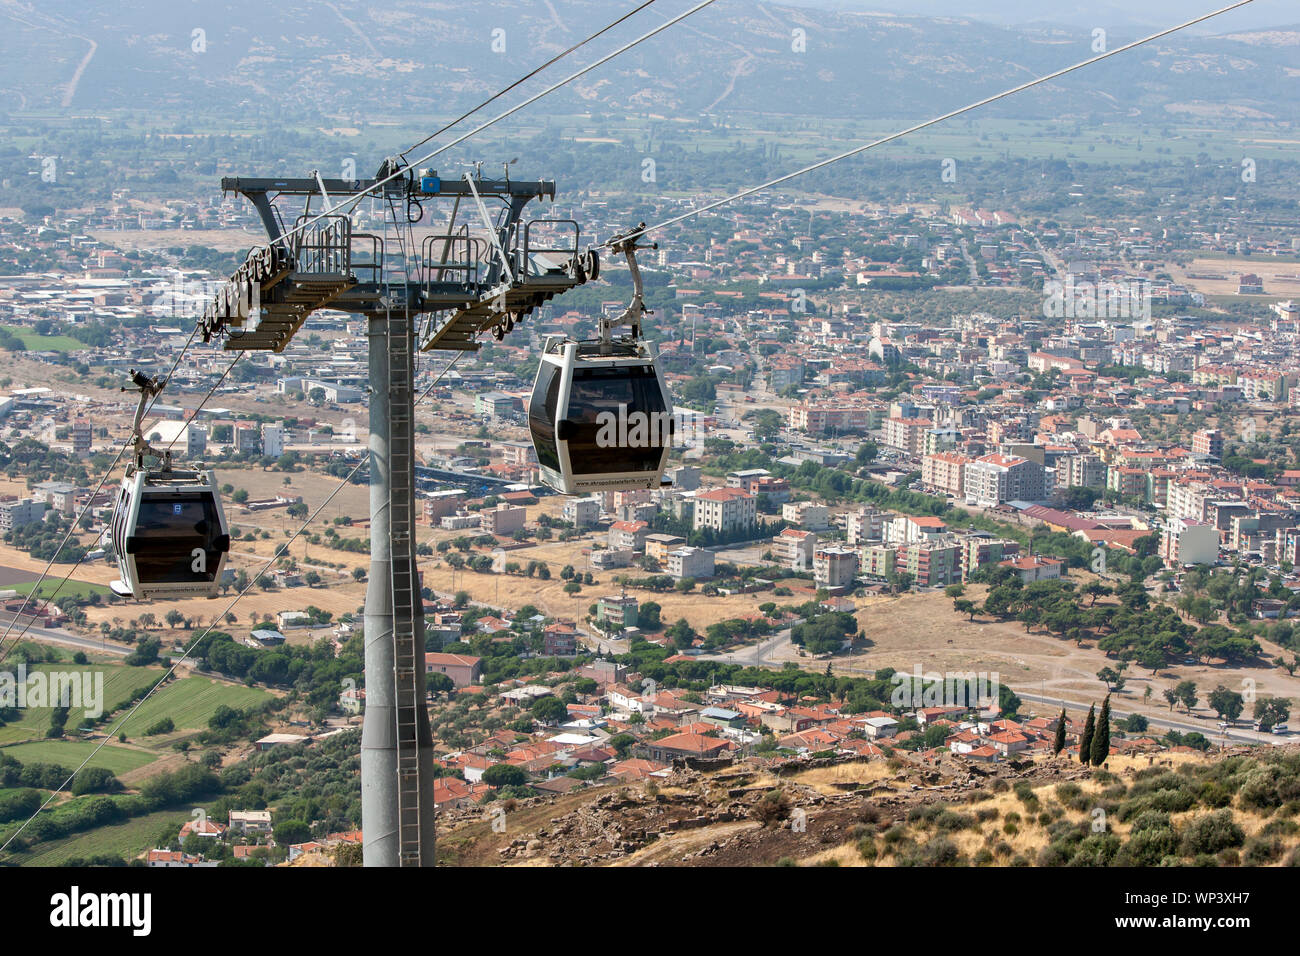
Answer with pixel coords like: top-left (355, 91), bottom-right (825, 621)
top-left (110, 466), bottom-right (231, 601)
top-left (529, 336), bottom-right (673, 494)
top-left (528, 223), bottom-right (673, 495)
top-left (109, 369), bottom-right (231, 601)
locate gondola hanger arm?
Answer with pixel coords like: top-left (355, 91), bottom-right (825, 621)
top-left (601, 222), bottom-right (657, 345)
top-left (124, 369), bottom-right (171, 470)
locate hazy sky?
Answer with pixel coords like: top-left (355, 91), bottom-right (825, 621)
top-left (782, 0), bottom-right (1295, 32)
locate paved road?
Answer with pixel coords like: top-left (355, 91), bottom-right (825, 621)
top-left (700, 628), bottom-right (792, 667)
top-left (1015, 690), bottom-right (1286, 748)
top-left (0, 616), bottom-right (130, 657)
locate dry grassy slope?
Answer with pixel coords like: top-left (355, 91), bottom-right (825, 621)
top-left (433, 746), bottom-right (1300, 868)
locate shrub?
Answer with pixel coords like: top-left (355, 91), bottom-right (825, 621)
top-left (1181, 810), bottom-right (1246, 856)
top-left (1056, 782), bottom-right (1083, 801)
top-left (1261, 818), bottom-right (1300, 838)
top-left (934, 810), bottom-right (976, 832)
top-left (1067, 833), bottom-right (1121, 867)
top-left (897, 835), bottom-right (962, 867)
top-left (1242, 835), bottom-right (1284, 865)
top-left (752, 789), bottom-right (792, 827)
top-left (69, 766), bottom-right (121, 796)
top-left (881, 825), bottom-right (906, 846)
top-left (1130, 810), bottom-right (1172, 833)
top-left (144, 717), bottom-right (175, 736)
top-left (1198, 781), bottom-right (1236, 809)
top-left (1117, 826), bottom-right (1179, 866)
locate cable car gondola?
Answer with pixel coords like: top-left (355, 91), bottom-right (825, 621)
top-left (110, 371), bottom-right (231, 601)
top-left (529, 225), bottom-right (674, 494)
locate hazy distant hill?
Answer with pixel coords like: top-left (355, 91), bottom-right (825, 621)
top-left (0, 0), bottom-right (1295, 122)
top-left (787, 0), bottom-right (1295, 33)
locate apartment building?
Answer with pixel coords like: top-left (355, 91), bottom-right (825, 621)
top-left (861, 544), bottom-right (897, 579)
top-left (644, 533), bottom-right (686, 563)
top-left (781, 501), bottom-right (829, 530)
top-left (1060, 453), bottom-right (1106, 489)
top-left (480, 503), bottom-right (526, 536)
top-left (1166, 479), bottom-right (1217, 523)
top-left (70, 419), bottom-right (92, 457)
top-left (0, 498), bottom-right (46, 532)
top-left (897, 537), bottom-right (962, 588)
top-left (1191, 428), bottom-right (1224, 459)
top-left (262, 423), bottom-right (284, 459)
top-left (963, 454), bottom-right (1046, 506)
top-left (882, 514), bottom-right (948, 546)
top-left (961, 535), bottom-right (1018, 579)
top-left (596, 594), bottom-right (640, 629)
top-left (562, 496), bottom-right (602, 528)
top-left (186, 424), bottom-right (207, 459)
top-left (666, 546), bottom-right (715, 580)
top-left (498, 440), bottom-right (537, 468)
top-left (773, 528), bottom-right (818, 570)
top-left (845, 507), bottom-right (888, 545)
top-left (666, 465), bottom-right (701, 491)
top-left (813, 547), bottom-right (859, 589)
top-left (693, 488), bottom-right (757, 534)
top-left (1161, 517), bottom-right (1219, 567)
top-left (882, 416), bottom-right (933, 457)
top-left (608, 519), bottom-right (650, 552)
top-left (789, 403), bottom-right (876, 435)
top-left (424, 489), bottom-right (468, 523)
top-left (1107, 465), bottom-right (1148, 500)
top-left (921, 451), bottom-right (971, 497)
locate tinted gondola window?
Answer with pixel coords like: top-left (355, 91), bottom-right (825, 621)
top-left (529, 363), bottom-right (563, 472)
top-left (565, 365), bottom-right (668, 475)
top-left (132, 493), bottom-right (223, 583)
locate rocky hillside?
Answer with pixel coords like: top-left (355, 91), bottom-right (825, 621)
top-left (434, 745), bottom-right (1300, 867)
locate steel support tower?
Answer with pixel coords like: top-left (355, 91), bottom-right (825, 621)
top-left (202, 163), bottom-right (594, 865)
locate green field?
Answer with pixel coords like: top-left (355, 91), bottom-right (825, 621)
top-left (0, 663), bottom-right (161, 745)
top-left (0, 740), bottom-right (156, 776)
top-left (0, 666), bottom-right (271, 747)
top-left (118, 676), bottom-right (271, 733)
top-left (10, 579), bottom-right (111, 601)
top-left (0, 325), bottom-right (82, 352)
top-left (17, 806), bottom-right (192, 866)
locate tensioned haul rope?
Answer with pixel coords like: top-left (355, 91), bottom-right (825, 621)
top-left (617, 0), bottom-right (1257, 244)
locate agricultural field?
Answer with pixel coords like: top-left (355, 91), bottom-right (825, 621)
top-left (17, 806), bottom-right (192, 866)
top-left (0, 740), bottom-right (156, 776)
top-left (0, 662), bottom-right (161, 745)
top-left (0, 325), bottom-right (82, 352)
top-left (11, 579), bottom-right (111, 602)
top-left (120, 676), bottom-right (271, 734)
top-left (0, 662), bottom-right (271, 751)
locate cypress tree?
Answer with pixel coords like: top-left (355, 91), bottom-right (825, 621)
top-left (1079, 704), bottom-right (1096, 764)
top-left (1052, 708), bottom-right (1067, 756)
top-left (1091, 695), bottom-right (1111, 767)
